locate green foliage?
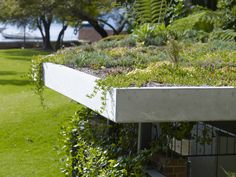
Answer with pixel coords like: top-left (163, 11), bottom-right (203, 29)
top-left (181, 41), bottom-right (236, 65)
top-left (160, 122), bottom-right (195, 140)
top-left (95, 36), bottom-right (137, 49)
top-left (169, 11), bottom-right (220, 33)
top-left (60, 106), bottom-right (150, 177)
top-left (132, 23), bottom-right (168, 45)
top-left (134, 0), bottom-right (169, 24)
top-left (30, 53), bottom-right (64, 104)
top-left (37, 36), bottom-right (167, 70)
top-left (167, 39), bottom-right (181, 64)
top-left (167, 8), bottom-right (234, 42)
top-left (204, 40), bottom-right (236, 50)
top-left (209, 29), bottom-right (236, 42)
top-left (77, 41), bottom-right (235, 89)
top-left (223, 168), bottom-right (236, 177)
top-left (91, 40), bottom-right (236, 88)
top-left (217, 0), bottom-right (236, 30)
top-left (174, 29), bottom-right (209, 42)
top-left (165, 0), bottom-right (186, 23)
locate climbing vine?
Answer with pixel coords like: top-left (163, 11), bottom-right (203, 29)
top-left (60, 106), bottom-right (150, 177)
top-left (29, 53), bottom-right (65, 105)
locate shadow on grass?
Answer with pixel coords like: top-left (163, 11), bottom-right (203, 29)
top-left (0, 79), bottom-right (31, 86)
top-left (0, 49), bottom-right (50, 61)
top-left (1, 55), bottom-right (32, 61)
top-left (0, 71), bottom-right (19, 76)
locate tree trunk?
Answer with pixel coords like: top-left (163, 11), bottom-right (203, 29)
top-left (76, 12), bottom-right (108, 38)
top-left (55, 24), bottom-right (68, 50)
top-left (43, 19), bottom-right (53, 50)
top-left (36, 18), bottom-right (45, 43)
top-left (97, 19), bottom-right (119, 35)
top-left (37, 16), bottom-right (53, 50)
top-left (97, 18), bottom-right (128, 35)
top-left (87, 18), bottom-right (108, 38)
top-left (190, 0), bottom-right (217, 10)
top-left (207, 0), bottom-right (217, 10)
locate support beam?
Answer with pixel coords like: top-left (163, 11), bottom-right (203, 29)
top-left (137, 123), bottom-right (152, 152)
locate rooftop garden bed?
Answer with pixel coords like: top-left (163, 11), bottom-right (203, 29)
top-left (33, 35), bottom-right (236, 89)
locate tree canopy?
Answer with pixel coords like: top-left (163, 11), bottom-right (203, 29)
top-left (0, 0), bottom-right (127, 50)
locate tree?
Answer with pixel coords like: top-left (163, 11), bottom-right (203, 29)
top-left (0, 0), bottom-right (130, 50)
top-left (16, 0), bottom-right (58, 50)
top-left (60, 0), bottom-right (130, 38)
top-left (0, 0), bottom-right (70, 50)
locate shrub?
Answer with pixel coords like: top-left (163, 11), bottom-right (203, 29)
top-left (60, 106), bottom-right (150, 177)
top-left (132, 23), bottom-right (168, 46)
top-left (217, 0), bottom-right (236, 30)
top-left (169, 11), bottom-right (220, 33)
top-left (209, 29), bottom-right (236, 42)
top-left (172, 29), bottom-right (209, 42)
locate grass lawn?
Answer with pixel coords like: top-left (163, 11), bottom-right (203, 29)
top-left (0, 49), bottom-right (78, 177)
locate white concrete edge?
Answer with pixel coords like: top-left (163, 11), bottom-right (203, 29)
top-left (115, 88), bottom-right (236, 123)
top-left (43, 62), bottom-right (236, 123)
top-left (43, 62), bottom-right (117, 122)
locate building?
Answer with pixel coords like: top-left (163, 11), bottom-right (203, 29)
top-left (78, 22), bottom-right (114, 42)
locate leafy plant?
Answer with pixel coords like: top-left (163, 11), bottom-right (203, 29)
top-left (223, 168), bottom-right (236, 177)
top-left (167, 39), bottom-right (181, 64)
top-left (30, 53), bottom-right (65, 105)
top-left (160, 122), bottom-right (195, 143)
top-left (134, 0), bottom-right (169, 24)
top-left (60, 106), bottom-right (150, 177)
top-left (165, 0), bottom-right (186, 24)
top-left (217, 0), bottom-right (236, 30)
top-left (169, 11), bottom-right (220, 33)
top-left (132, 23), bottom-right (168, 45)
top-left (209, 29), bottom-right (236, 42)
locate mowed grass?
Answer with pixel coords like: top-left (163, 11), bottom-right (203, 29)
top-left (0, 49), bottom-right (78, 177)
